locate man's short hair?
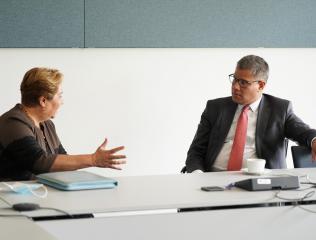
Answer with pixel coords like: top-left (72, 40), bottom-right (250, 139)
top-left (237, 55), bottom-right (269, 82)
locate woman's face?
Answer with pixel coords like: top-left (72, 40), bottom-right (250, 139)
top-left (45, 84), bottom-right (63, 119)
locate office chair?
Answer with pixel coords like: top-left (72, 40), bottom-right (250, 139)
top-left (291, 146), bottom-right (316, 168)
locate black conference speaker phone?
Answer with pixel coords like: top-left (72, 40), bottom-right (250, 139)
top-left (234, 176), bottom-right (300, 191)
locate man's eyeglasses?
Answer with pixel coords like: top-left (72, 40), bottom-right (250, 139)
top-left (228, 74), bottom-right (259, 88)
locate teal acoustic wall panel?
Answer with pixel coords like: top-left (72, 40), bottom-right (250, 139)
top-left (1, 0), bottom-right (316, 48)
top-left (85, 0), bottom-right (316, 47)
top-left (0, 0), bottom-right (84, 47)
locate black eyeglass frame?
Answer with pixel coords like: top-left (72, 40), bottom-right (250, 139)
top-left (228, 74), bottom-right (260, 88)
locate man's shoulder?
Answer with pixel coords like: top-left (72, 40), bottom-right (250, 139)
top-left (262, 94), bottom-right (290, 107)
top-left (206, 96), bottom-right (233, 106)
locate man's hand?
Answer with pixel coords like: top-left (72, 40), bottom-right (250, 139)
top-left (92, 138), bottom-right (126, 170)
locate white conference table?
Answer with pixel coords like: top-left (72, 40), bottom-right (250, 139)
top-left (1, 168), bottom-right (316, 239)
top-left (0, 217), bottom-right (56, 240)
top-left (2, 168), bottom-right (316, 217)
top-left (37, 205), bottom-right (316, 240)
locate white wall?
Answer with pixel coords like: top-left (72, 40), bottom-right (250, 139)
top-left (0, 48), bottom-right (315, 177)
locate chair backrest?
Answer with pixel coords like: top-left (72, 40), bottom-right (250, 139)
top-left (291, 146), bottom-right (316, 168)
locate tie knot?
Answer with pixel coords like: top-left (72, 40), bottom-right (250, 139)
top-left (242, 105), bottom-right (249, 113)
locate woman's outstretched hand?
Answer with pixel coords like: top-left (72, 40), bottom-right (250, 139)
top-left (92, 138), bottom-right (126, 170)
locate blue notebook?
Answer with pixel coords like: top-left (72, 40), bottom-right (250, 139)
top-left (36, 171), bottom-right (118, 191)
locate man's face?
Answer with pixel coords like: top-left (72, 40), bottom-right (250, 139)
top-left (231, 68), bottom-right (266, 105)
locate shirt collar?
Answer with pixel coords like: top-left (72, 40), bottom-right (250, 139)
top-left (238, 95), bottom-right (263, 112)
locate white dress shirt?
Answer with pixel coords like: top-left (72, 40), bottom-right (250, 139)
top-left (212, 96), bottom-right (263, 171)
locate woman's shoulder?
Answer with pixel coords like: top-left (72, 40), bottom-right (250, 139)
top-left (0, 104), bottom-right (35, 146)
top-left (1, 104), bottom-right (31, 123)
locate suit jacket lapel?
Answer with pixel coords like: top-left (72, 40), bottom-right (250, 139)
top-left (219, 100), bottom-right (238, 144)
top-left (207, 99), bottom-right (237, 170)
top-left (255, 94), bottom-right (270, 158)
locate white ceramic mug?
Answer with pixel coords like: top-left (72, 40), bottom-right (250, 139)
top-left (247, 158), bottom-right (266, 174)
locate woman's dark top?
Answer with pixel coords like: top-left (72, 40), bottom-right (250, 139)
top-left (0, 104), bottom-right (66, 180)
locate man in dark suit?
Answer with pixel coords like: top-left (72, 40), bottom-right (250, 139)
top-left (186, 55), bottom-right (316, 173)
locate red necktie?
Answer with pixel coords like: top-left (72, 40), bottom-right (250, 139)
top-left (227, 105), bottom-right (249, 171)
